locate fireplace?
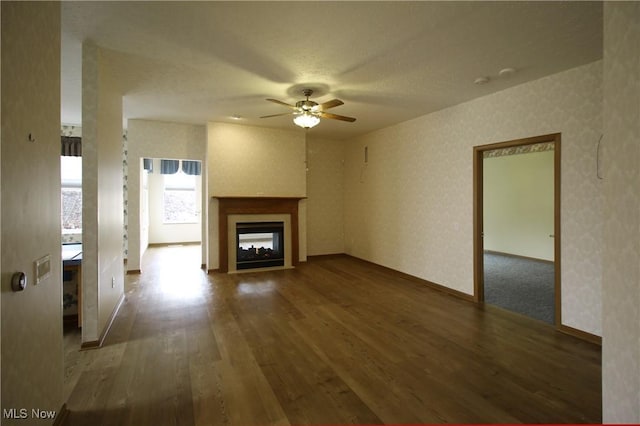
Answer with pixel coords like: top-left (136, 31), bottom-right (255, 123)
top-left (236, 222), bottom-right (284, 270)
top-left (214, 197), bottom-right (304, 273)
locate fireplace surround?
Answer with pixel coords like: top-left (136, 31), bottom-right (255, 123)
top-left (214, 197), bottom-right (304, 272)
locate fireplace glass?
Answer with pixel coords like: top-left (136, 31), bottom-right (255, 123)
top-left (236, 222), bottom-right (285, 270)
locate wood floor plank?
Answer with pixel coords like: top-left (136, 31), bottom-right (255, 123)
top-left (246, 313), bottom-right (383, 425)
top-left (62, 247), bottom-right (601, 425)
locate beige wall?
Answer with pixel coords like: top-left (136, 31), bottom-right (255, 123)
top-left (207, 122), bottom-right (306, 197)
top-left (82, 42), bottom-right (125, 343)
top-left (127, 119), bottom-right (207, 271)
top-left (602, 2), bottom-right (640, 422)
top-left (306, 136), bottom-right (345, 256)
top-left (483, 150), bottom-right (554, 261)
top-left (207, 122), bottom-right (307, 269)
top-left (1, 1), bottom-right (64, 419)
top-left (345, 60), bottom-right (603, 336)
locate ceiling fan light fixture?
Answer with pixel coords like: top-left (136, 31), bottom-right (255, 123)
top-left (262, 89), bottom-right (355, 128)
top-left (293, 112), bottom-right (320, 129)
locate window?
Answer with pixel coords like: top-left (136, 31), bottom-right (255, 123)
top-left (163, 170), bottom-right (197, 223)
top-left (61, 156), bottom-right (82, 232)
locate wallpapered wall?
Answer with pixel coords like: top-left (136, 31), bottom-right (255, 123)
top-left (82, 42), bottom-right (125, 343)
top-left (306, 136), bottom-right (345, 256)
top-left (207, 122), bottom-right (306, 197)
top-left (1, 1), bottom-right (64, 417)
top-left (602, 2), bottom-right (640, 422)
top-left (344, 60), bottom-right (603, 336)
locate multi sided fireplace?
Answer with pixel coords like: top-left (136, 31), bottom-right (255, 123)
top-left (215, 197), bottom-right (303, 273)
top-left (236, 222), bottom-right (285, 270)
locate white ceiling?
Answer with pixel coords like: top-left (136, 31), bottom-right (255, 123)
top-left (61, 1), bottom-right (603, 140)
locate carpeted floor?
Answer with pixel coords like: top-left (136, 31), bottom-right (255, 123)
top-left (484, 252), bottom-right (555, 324)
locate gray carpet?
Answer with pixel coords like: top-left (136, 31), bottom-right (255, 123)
top-left (484, 252), bottom-right (555, 324)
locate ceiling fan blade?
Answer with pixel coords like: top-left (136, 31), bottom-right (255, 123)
top-left (266, 98), bottom-right (297, 110)
top-left (313, 99), bottom-right (344, 111)
top-left (318, 111), bottom-right (356, 122)
top-left (260, 112), bottom-right (294, 119)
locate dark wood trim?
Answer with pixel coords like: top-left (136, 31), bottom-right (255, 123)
top-left (344, 254), bottom-right (475, 302)
top-left (306, 253), bottom-right (345, 261)
top-left (126, 269), bottom-right (141, 275)
top-left (554, 135), bottom-right (562, 327)
top-left (473, 144), bottom-right (484, 303)
top-left (214, 197), bottom-right (305, 273)
top-left (473, 133), bottom-right (562, 326)
top-left (53, 403), bottom-right (69, 426)
top-left (81, 293), bottom-right (125, 350)
top-left (474, 133), bottom-right (560, 152)
top-left (559, 324), bottom-right (602, 346)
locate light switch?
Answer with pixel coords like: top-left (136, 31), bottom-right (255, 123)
top-left (35, 255), bottom-right (51, 284)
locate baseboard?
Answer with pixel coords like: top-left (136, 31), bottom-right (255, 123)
top-left (344, 254), bottom-right (475, 302)
top-left (53, 403), bottom-right (69, 426)
top-left (126, 269), bottom-right (141, 275)
top-left (307, 253), bottom-right (347, 261)
top-left (80, 339), bottom-right (100, 350)
top-left (80, 293), bottom-right (125, 350)
top-left (558, 324), bottom-right (602, 346)
top-left (148, 242), bottom-right (201, 248)
top-left (208, 268), bottom-right (220, 274)
top-left (484, 249), bottom-right (554, 264)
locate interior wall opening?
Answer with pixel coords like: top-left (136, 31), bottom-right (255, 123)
top-left (141, 158), bottom-right (202, 245)
top-left (474, 133), bottom-right (561, 326)
top-left (140, 157), bottom-right (204, 264)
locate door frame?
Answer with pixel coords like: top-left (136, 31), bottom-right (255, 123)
top-left (473, 133), bottom-right (561, 327)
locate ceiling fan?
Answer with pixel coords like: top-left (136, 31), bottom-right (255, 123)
top-left (260, 89), bottom-right (356, 129)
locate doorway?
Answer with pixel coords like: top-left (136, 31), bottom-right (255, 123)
top-left (473, 133), bottom-right (561, 326)
top-left (140, 158), bottom-right (204, 265)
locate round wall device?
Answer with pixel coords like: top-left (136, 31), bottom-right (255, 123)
top-left (11, 272), bottom-right (27, 292)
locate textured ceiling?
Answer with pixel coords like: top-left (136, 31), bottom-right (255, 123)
top-left (61, 1), bottom-right (603, 140)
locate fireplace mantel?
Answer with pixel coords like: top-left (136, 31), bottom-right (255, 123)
top-left (213, 197), bottom-right (305, 272)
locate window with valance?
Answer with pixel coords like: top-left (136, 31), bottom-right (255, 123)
top-left (182, 160), bottom-right (201, 176)
top-left (160, 159), bottom-right (180, 175)
top-left (61, 136), bottom-right (82, 157)
top-left (159, 159), bottom-right (201, 176)
top-left (143, 158), bottom-right (154, 173)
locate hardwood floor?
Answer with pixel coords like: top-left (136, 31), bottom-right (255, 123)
top-left (63, 245), bottom-right (601, 425)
